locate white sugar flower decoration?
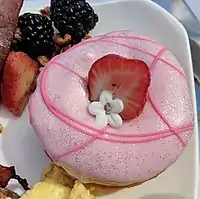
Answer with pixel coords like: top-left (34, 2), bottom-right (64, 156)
top-left (88, 90), bottom-right (124, 128)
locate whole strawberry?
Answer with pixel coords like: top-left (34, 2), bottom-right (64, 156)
top-left (1, 52), bottom-right (39, 116)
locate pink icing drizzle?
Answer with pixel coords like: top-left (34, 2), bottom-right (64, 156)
top-left (30, 34), bottom-right (193, 161)
top-left (100, 38), bottom-right (185, 77)
top-left (147, 47), bottom-right (186, 146)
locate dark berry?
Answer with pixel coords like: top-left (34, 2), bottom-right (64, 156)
top-left (50, 0), bottom-right (99, 43)
top-left (17, 13), bottom-right (55, 59)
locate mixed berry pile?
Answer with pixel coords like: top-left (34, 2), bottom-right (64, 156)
top-left (1, 0), bottom-right (98, 117)
top-left (13, 0), bottom-right (99, 59)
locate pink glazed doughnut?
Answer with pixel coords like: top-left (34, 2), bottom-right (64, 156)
top-left (29, 30), bottom-right (194, 186)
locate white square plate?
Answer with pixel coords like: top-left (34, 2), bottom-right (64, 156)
top-left (0, 0), bottom-right (199, 199)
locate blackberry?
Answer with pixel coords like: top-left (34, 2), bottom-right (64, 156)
top-left (50, 0), bottom-right (99, 44)
top-left (17, 13), bottom-right (55, 59)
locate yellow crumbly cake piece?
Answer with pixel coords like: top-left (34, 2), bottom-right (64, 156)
top-left (43, 164), bottom-right (117, 197)
top-left (42, 164), bottom-right (75, 188)
top-left (20, 179), bottom-right (71, 199)
top-left (20, 164), bottom-right (96, 199)
top-left (20, 179), bottom-right (95, 199)
top-left (68, 181), bottom-right (95, 199)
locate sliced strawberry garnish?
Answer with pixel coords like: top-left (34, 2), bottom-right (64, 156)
top-left (88, 54), bottom-right (150, 120)
top-left (1, 52), bottom-right (39, 116)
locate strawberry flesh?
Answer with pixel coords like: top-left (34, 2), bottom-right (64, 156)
top-left (88, 54), bottom-right (150, 120)
top-left (1, 52), bottom-right (39, 116)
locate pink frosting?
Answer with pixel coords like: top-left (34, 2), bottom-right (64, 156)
top-left (29, 30), bottom-right (194, 185)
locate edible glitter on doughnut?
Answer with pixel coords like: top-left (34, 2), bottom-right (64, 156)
top-left (29, 30), bottom-right (194, 185)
